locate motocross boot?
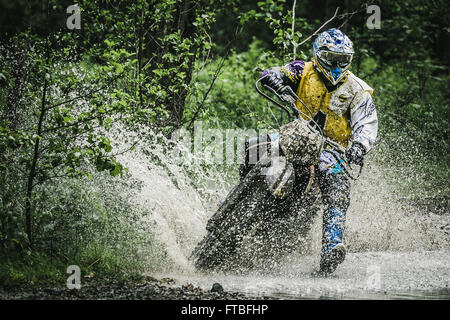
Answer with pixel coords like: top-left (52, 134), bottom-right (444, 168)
top-left (319, 207), bottom-right (346, 275)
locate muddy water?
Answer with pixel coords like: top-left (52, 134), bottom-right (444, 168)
top-left (163, 250), bottom-right (450, 300)
top-left (116, 132), bottom-right (450, 300)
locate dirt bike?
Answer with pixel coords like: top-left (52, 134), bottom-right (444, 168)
top-left (190, 76), bottom-right (361, 272)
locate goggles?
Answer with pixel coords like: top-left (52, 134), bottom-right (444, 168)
top-left (317, 50), bottom-right (353, 67)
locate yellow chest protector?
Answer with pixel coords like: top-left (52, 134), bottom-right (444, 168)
top-left (295, 61), bottom-right (373, 147)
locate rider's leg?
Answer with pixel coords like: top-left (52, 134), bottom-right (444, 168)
top-left (317, 161), bottom-right (351, 275)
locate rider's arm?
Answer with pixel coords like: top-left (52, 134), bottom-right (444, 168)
top-left (349, 91), bottom-right (378, 153)
top-left (261, 60), bottom-right (305, 92)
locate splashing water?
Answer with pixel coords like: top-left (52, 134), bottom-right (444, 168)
top-left (114, 128), bottom-right (449, 299)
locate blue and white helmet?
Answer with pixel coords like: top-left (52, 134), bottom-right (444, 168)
top-left (313, 28), bottom-right (354, 85)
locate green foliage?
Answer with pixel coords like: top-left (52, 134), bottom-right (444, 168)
top-left (0, 169), bottom-right (165, 288)
top-left (358, 56), bottom-right (449, 198)
top-left (186, 39), bottom-right (288, 130)
top-left (0, 251), bottom-right (66, 288)
top-left (237, 0), bottom-right (312, 60)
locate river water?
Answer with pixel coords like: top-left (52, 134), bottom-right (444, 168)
top-left (165, 250), bottom-right (450, 300)
top-left (116, 132), bottom-right (450, 300)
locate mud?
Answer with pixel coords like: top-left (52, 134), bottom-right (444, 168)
top-left (0, 276), bottom-right (259, 300)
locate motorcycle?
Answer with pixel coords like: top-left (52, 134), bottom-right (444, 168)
top-left (190, 76), bottom-right (360, 272)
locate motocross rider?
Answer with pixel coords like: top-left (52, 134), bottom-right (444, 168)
top-left (261, 28), bottom-right (378, 275)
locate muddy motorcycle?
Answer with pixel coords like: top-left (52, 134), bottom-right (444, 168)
top-left (190, 77), bottom-right (360, 272)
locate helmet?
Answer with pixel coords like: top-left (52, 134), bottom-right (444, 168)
top-left (313, 28), bottom-right (354, 85)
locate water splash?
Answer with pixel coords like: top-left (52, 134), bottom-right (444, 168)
top-left (113, 128), bottom-right (236, 273)
top-left (111, 127), bottom-right (449, 297)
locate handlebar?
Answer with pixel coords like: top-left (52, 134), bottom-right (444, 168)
top-left (256, 76), bottom-right (325, 138)
top-left (255, 76), bottom-right (298, 119)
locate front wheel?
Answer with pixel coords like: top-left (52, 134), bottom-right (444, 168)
top-left (191, 159), bottom-right (275, 272)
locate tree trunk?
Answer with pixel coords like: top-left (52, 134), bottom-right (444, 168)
top-left (24, 62), bottom-right (48, 247)
top-left (169, 0), bottom-right (194, 129)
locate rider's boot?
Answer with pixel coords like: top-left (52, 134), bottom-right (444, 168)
top-left (319, 207), bottom-right (346, 275)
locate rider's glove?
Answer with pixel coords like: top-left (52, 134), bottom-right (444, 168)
top-left (261, 69), bottom-right (296, 105)
top-left (345, 142), bottom-right (366, 165)
top-left (261, 69), bottom-right (284, 91)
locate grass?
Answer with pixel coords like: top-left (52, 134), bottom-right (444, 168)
top-left (0, 242), bottom-right (145, 290)
top-left (0, 251), bottom-right (65, 289)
